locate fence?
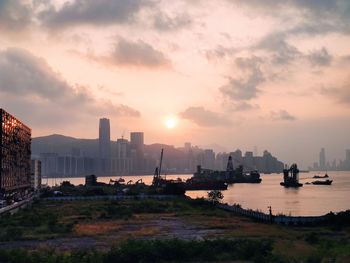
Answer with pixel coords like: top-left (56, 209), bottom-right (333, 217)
top-left (217, 203), bottom-right (329, 225)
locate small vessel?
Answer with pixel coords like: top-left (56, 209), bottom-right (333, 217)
top-left (312, 180), bottom-right (332, 185)
top-left (280, 163), bottom-right (303, 188)
top-left (313, 174), bottom-right (329, 179)
top-left (192, 156), bottom-right (262, 185)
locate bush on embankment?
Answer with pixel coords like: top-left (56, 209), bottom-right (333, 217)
top-left (0, 238), bottom-right (278, 263)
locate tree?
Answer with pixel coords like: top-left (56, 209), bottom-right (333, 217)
top-left (207, 190), bottom-right (224, 204)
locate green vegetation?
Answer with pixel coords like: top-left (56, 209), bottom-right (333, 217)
top-left (0, 238), bottom-right (277, 263)
top-left (41, 179), bottom-right (185, 198)
top-left (207, 190), bottom-right (224, 204)
top-left (0, 198), bottom-right (349, 262)
top-left (0, 198), bottom-right (223, 241)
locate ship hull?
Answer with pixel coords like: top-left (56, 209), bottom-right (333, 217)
top-left (280, 182), bottom-right (303, 188)
top-left (226, 178), bottom-right (262, 184)
top-left (185, 181), bottom-right (228, 191)
top-left (312, 180), bottom-right (332, 185)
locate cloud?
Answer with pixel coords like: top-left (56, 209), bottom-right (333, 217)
top-left (270, 110), bottom-right (296, 121)
top-left (94, 37), bottom-right (171, 68)
top-left (179, 107), bottom-right (233, 127)
top-left (153, 11), bottom-right (192, 31)
top-left (226, 0), bottom-right (349, 20)
top-left (320, 82), bottom-right (350, 105)
top-left (254, 33), bottom-right (301, 65)
top-left (220, 56), bottom-right (264, 101)
top-left (229, 102), bottom-right (260, 112)
top-left (226, 1), bottom-right (350, 38)
top-left (307, 47), bottom-right (332, 67)
top-left (0, 48), bottom-right (140, 127)
top-left (39, 0), bottom-right (153, 29)
top-left (0, 0), bottom-right (32, 32)
top-left (205, 45), bottom-right (238, 62)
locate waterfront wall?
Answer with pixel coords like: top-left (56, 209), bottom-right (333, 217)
top-left (217, 203), bottom-right (328, 225)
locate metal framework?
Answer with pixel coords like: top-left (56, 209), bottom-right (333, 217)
top-left (0, 109), bottom-right (31, 198)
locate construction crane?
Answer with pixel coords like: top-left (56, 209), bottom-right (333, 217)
top-left (135, 179), bottom-right (143, 184)
top-left (152, 148), bottom-right (164, 187)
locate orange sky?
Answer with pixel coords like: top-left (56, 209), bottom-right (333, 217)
top-left (0, 0), bottom-right (350, 167)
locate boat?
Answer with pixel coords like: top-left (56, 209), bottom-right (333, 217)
top-left (152, 149), bottom-right (186, 195)
top-left (192, 156), bottom-right (262, 185)
top-left (312, 180), bottom-right (332, 185)
top-left (313, 174), bottom-right (329, 179)
top-left (280, 163), bottom-right (303, 188)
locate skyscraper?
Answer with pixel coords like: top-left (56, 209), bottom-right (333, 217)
top-left (99, 118), bottom-right (111, 174)
top-left (130, 132), bottom-right (144, 149)
top-left (130, 132), bottom-right (144, 173)
top-left (319, 148), bottom-right (326, 171)
top-left (345, 149), bottom-right (350, 169)
top-left (0, 109), bottom-right (31, 198)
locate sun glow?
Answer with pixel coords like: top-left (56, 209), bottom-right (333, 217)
top-left (165, 116), bottom-right (177, 129)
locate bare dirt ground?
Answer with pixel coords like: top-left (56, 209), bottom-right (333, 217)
top-left (0, 215), bottom-right (227, 250)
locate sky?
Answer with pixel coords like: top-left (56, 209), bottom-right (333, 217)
top-left (0, 0), bottom-right (350, 168)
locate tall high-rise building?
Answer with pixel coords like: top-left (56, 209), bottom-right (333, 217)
top-left (130, 132), bottom-right (144, 149)
top-left (203, 149), bottom-right (215, 169)
top-left (346, 149), bottom-right (350, 162)
top-left (99, 118), bottom-right (111, 174)
top-left (345, 149), bottom-right (350, 169)
top-left (184, 142), bottom-right (191, 151)
top-left (99, 118), bottom-right (111, 159)
top-left (113, 138), bottom-right (132, 174)
top-left (0, 109), bottom-right (31, 198)
top-left (319, 148), bottom-right (326, 170)
top-left (130, 132), bottom-right (144, 172)
top-left (31, 160), bottom-right (41, 191)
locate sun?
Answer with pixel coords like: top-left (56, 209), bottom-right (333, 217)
top-left (165, 116), bottom-right (177, 129)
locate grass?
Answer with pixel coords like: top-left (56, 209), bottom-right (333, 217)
top-left (0, 198), bottom-right (349, 262)
top-left (0, 238), bottom-right (277, 263)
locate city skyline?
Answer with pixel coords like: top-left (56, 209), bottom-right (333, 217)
top-left (0, 1), bottom-right (349, 168)
top-left (33, 117), bottom-right (286, 177)
top-left (32, 120), bottom-right (350, 170)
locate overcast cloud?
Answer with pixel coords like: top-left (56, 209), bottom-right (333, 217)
top-left (0, 0), bottom-right (349, 167)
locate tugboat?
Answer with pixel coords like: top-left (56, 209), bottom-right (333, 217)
top-left (312, 179), bottom-right (333, 185)
top-left (280, 164), bottom-right (303, 188)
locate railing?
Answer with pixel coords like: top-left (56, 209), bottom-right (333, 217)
top-left (44, 194), bottom-right (181, 201)
top-left (0, 196), bottom-right (34, 216)
top-left (217, 203), bottom-right (329, 225)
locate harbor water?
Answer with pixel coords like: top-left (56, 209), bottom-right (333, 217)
top-left (45, 171), bottom-right (350, 216)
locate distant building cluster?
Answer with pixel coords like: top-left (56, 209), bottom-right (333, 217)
top-left (0, 109), bottom-right (41, 201)
top-left (215, 149), bottom-right (284, 173)
top-left (310, 148), bottom-right (350, 171)
top-left (33, 118), bottom-right (285, 178)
